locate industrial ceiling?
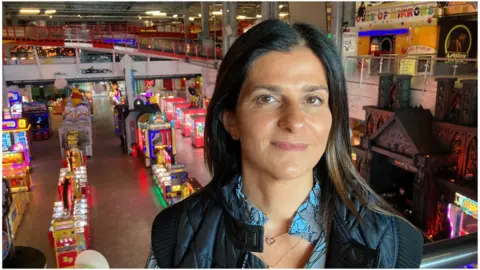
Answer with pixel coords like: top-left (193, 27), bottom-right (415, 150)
top-left (3, 2), bottom-right (289, 24)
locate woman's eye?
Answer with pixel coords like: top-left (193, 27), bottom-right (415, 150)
top-left (305, 96), bottom-right (323, 105)
top-left (256, 95), bottom-right (275, 104)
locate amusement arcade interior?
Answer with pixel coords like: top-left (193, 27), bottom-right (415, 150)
top-left (1, 1), bottom-right (478, 268)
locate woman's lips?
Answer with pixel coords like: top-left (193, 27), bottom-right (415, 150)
top-left (271, 141), bottom-right (308, 151)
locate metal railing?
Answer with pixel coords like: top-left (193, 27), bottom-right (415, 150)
top-left (420, 233), bottom-right (477, 268)
top-left (344, 55), bottom-right (478, 91)
top-left (3, 26), bottom-right (223, 63)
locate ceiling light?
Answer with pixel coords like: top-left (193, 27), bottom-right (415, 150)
top-left (77, 14), bottom-right (81, 17)
top-left (146, 11), bottom-right (166, 16)
top-left (189, 17), bottom-right (195, 21)
top-left (237, 15), bottom-right (246, 20)
top-left (49, 15), bottom-right (53, 19)
top-left (138, 16), bottom-right (142, 19)
top-left (279, 12), bottom-right (289, 17)
top-left (256, 14), bottom-right (262, 18)
top-left (279, 5), bottom-right (284, 9)
top-left (19, 9), bottom-right (41, 14)
top-left (198, 13), bottom-right (202, 17)
top-left (173, 14), bottom-right (178, 18)
top-left (45, 9), bottom-right (56, 14)
top-left (212, 11), bottom-right (222, 15)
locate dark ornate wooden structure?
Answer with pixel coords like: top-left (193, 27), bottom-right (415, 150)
top-left (353, 74), bottom-right (477, 239)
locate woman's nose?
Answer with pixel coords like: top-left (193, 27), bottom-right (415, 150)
top-left (278, 104), bottom-right (305, 133)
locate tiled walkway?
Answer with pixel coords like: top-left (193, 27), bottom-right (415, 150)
top-left (14, 96), bottom-right (211, 268)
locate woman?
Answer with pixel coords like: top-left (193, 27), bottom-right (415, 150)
top-left (148, 19), bottom-right (423, 268)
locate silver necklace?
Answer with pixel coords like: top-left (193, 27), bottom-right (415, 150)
top-left (259, 237), bottom-right (302, 268)
top-left (265, 232), bottom-right (289, 246)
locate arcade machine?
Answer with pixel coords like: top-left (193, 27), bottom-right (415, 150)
top-left (59, 88), bottom-right (93, 157)
top-left (61, 131), bottom-right (87, 169)
top-left (172, 102), bottom-right (194, 128)
top-left (123, 101), bottom-right (160, 154)
top-left (448, 193), bottom-right (478, 238)
top-left (190, 115), bottom-right (206, 148)
top-left (181, 108), bottom-right (207, 136)
top-left (2, 117), bottom-right (32, 168)
top-left (113, 104), bottom-right (130, 147)
top-left (22, 101), bottom-right (51, 141)
top-left (49, 166), bottom-right (90, 268)
top-left (137, 112), bottom-right (174, 167)
top-left (8, 91), bottom-right (23, 119)
top-left (3, 176), bottom-right (29, 239)
top-left (162, 97), bottom-right (186, 120)
top-left (151, 144), bottom-right (196, 205)
top-left (51, 98), bottom-right (66, 115)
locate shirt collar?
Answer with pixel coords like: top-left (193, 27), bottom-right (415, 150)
top-left (234, 176), bottom-right (323, 244)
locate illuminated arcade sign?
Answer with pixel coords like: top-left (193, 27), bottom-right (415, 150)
top-left (149, 123), bottom-right (171, 130)
top-left (2, 118), bottom-right (28, 130)
top-left (454, 193), bottom-right (478, 219)
top-left (2, 120), bottom-right (17, 130)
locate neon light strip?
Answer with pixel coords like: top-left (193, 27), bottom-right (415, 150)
top-left (2, 125), bottom-right (31, 132)
top-left (447, 203), bottom-right (454, 238)
top-left (358, 28), bottom-right (409, 37)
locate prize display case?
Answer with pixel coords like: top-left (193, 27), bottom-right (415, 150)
top-left (190, 115), bottom-right (206, 148)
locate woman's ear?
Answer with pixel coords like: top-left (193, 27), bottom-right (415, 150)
top-left (220, 110), bottom-right (240, 140)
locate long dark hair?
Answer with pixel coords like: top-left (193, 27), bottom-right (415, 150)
top-left (204, 19), bottom-right (396, 218)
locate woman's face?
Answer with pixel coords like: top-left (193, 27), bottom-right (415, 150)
top-left (223, 46), bottom-right (332, 180)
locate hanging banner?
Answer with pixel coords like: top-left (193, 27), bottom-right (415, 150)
top-left (355, 3), bottom-right (437, 28)
top-left (437, 19), bottom-right (477, 59)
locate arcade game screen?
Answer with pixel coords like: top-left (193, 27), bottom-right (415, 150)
top-left (3, 132), bottom-right (12, 151)
top-left (2, 131), bottom-right (28, 152)
top-left (196, 122), bottom-right (205, 137)
top-left (33, 114), bottom-right (49, 129)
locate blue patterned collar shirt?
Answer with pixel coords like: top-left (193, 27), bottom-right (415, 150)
top-left (235, 176), bottom-right (328, 268)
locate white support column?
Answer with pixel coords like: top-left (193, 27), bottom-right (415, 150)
top-left (112, 52), bottom-right (116, 75)
top-left (200, 2), bottom-right (210, 41)
top-left (262, 2), bottom-right (279, 20)
top-left (183, 3), bottom-right (189, 44)
top-left (146, 56), bottom-right (150, 75)
top-left (342, 2), bottom-right (356, 27)
top-left (24, 85), bottom-right (33, 102)
top-left (121, 55), bottom-right (135, 110)
top-left (3, 6), bottom-right (7, 27)
top-left (331, 2), bottom-right (344, 54)
top-left (229, 2), bottom-right (237, 37)
top-left (221, 2), bottom-right (238, 57)
top-left (76, 49), bottom-right (81, 76)
top-left (2, 69), bottom-right (9, 108)
top-left (222, 2), bottom-right (230, 57)
top-left (33, 46), bottom-right (42, 79)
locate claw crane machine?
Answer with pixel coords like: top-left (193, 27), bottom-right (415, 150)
top-left (2, 117), bottom-right (32, 192)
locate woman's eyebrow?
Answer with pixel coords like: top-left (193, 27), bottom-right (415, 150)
top-left (302, 84), bottom-right (329, 93)
top-left (251, 85), bottom-right (282, 93)
top-left (251, 84), bottom-right (329, 93)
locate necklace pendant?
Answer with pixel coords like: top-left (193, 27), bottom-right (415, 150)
top-left (265, 237), bottom-right (275, 245)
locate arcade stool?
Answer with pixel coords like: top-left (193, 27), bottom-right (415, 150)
top-left (3, 246), bottom-right (47, 268)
